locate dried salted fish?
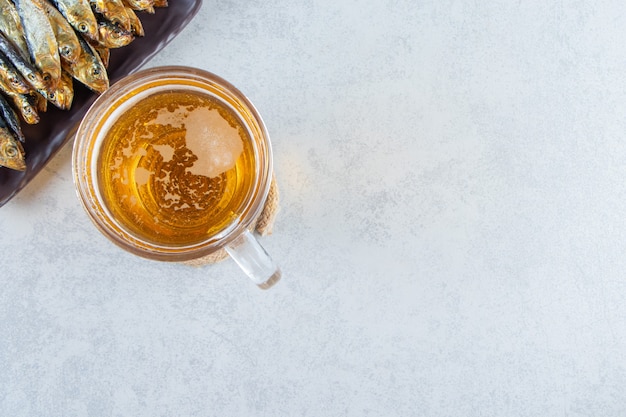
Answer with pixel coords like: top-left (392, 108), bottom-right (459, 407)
top-left (0, 0), bottom-right (29, 56)
top-left (14, 0), bottom-right (61, 85)
top-left (125, 7), bottom-right (144, 37)
top-left (0, 32), bottom-right (47, 92)
top-left (49, 0), bottom-right (98, 41)
top-left (63, 34), bottom-right (108, 93)
top-left (96, 17), bottom-right (134, 48)
top-left (0, 126), bottom-right (25, 170)
top-left (90, 0), bottom-right (130, 31)
top-left (0, 93), bottom-right (25, 142)
top-left (41, 0), bottom-right (82, 65)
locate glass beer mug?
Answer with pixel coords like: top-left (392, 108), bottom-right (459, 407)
top-left (72, 66), bottom-right (281, 289)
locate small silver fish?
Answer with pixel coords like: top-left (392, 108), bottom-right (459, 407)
top-left (0, 32), bottom-right (47, 92)
top-left (0, 0), bottom-right (29, 56)
top-left (63, 34), bottom-right (108, 93)
top-left (49, 0), bottom-right (98, 41)
top-left (90, 0), bottom-right (130, 31)
top-left (0, 52), bottom-right (31, 94)
top-left (5, 91), bottom-right (40, 124)
top-left (14, 0), bottom-right (61, 86)
top-left (0, 93), bottom-right (25, 142)
top-left (41, 0), bottom-right (82, 65)
top-left (123, 0), bottom-right (154, 14)
top-left (96, 18), bottom-right (134, 48)
top-left (125, 7), bottom-right (144, 37)
top-left (47, 70), bottom-right (74, 110)
top-left (0, 128), bottom-right (25, 171)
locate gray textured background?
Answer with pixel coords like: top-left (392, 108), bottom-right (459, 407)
top-left (2, 0), bottom-right (626, 415)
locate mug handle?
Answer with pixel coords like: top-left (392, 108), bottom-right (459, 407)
top-left (225, 229), bottom-right (281, 289)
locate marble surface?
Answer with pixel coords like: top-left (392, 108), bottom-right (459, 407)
top-left (2, 1), bottom-right (626, 415)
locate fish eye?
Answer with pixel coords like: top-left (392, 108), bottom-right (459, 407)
top-left (42, 73), bottom-right (51, 82)
top-left (9, 77), bottom-right (19, 85)
top-left (27, 73), bottom-right (36, 81)
top-left (78, 22), bottom-right (88, 33)
top-left (49, 92), bottom-right (55, 100)
top-left (61, 46), bottom-right (71, 56)
top-left (92, 67), bottom-right (101, 76)
top-left (5, 144), bottom-right (18, 158)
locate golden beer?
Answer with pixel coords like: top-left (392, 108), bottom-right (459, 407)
top-left (96, 89), bottom-right (256, 247)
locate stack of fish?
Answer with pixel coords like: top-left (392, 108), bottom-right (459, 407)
top-left (0, 0), bottom-right (167, 171)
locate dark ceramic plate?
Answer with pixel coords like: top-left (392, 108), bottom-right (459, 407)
top-left (0, 0), bottom-right (202, 207)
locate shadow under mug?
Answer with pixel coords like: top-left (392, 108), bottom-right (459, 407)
top-left (72, 66), bottom-right (281, 289)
